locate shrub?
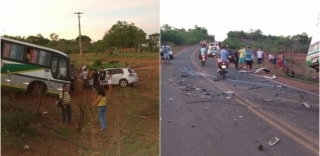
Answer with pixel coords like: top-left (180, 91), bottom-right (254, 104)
top-left (1, 110), bottom-right (37, 136)
top-left (93, 59), bottom-right (102, 67)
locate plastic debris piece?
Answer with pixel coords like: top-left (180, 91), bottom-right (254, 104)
top-left (268, 136), bottom-right (280, 146)
top-left (303, 103), bottom-right (310, 108)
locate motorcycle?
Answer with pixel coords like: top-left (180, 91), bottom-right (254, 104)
top-left (200, 55), bottom-right (206, 66)
top-left (218, 61), bottom-right (229, 79)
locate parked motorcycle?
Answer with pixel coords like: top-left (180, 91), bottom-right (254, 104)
top-left (218, 61), bottom-right (228, 78)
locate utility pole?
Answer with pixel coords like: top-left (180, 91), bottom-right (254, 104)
top-left (74, 12), bottom-right (83, 58)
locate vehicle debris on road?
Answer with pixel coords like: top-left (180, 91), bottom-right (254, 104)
top-left (248, 86), bottom-right (263, 90)
top-left (258, 145), bottom-right (263, 151)
top-left (268, 136), bottom-right (280, 146)
top-left (263, 74), bottom-right (276, 80)
top-left (303, 102), bottom-right (311, 108)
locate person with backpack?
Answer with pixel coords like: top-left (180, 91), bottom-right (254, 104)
top-left (59, 84), bottom-right (72, 124)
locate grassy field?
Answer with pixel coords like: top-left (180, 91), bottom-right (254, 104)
top-left (1, 53), bottom-right (159, 156)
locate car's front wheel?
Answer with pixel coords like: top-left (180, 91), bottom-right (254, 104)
top-left (119, 79), bottom-right (128, 88)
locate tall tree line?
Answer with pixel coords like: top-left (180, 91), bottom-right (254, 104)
top-left (3, 21), bottom-right (160, 54)
top-left (223, 29), bottom-right (311, 53)
top-left (160, 24), bottom-right (215, 46)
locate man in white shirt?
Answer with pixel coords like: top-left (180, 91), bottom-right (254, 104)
top-left (82, 68), bottom-right (89, 89)
top-left (257, 48), bottom-right (264, 67)
top-left (268, 53), bottom-right (274, 65)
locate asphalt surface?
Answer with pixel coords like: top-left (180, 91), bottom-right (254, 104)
top-left (160, 46), bottom-right (319, 156)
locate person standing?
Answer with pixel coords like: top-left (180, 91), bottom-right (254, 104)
top-left (99, 67), bottom-right (106, 88)
top-left (107, 70), bottom-right (113, 95)
top-left (60, 84), bottom-right (71, 124)
top-left (82, 68), bottom-right (89, 89)
top-left (163, 45), bottom-right (171, 65)
top-left (70, 64), bottom-right (76, 91)
top-left (234, 48), bottom-right (239, 70)
top-left (277, 52), bottom-right (284, 70)
top-left (257, 48), bottom-right (264, 68)
top-left (92, 69), bottom-right (99, 91)
top-left (238, 47), bottom-right (245, 69)
top-left (92, 87), bottom-right (107, 131)
top-left (245, 46), bottom-right (253, 72)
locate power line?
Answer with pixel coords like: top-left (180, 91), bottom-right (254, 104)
top-left (74, 12), bottom-right (83, 58)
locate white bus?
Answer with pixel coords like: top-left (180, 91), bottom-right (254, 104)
top-left (1, 37), bottom-right (71, 96)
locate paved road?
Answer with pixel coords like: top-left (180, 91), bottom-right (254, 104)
top-left (161, 46), bottom-right (319, 156)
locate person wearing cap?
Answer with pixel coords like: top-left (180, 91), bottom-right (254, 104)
top-left (59, 84), bottom-right (72, 124)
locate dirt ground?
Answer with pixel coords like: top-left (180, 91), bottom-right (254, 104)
top-left (1, 58), bottom-right (159, 156)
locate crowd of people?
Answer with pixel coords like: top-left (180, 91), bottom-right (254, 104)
top-left (59, 63), bottom-right (113, 131)
top-left (233, 46), bottom-right (287, 72)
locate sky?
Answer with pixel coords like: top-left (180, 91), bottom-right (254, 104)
top-left (160, 0), bottom-right (320, 41)
top-left (0, 0), bottom-right (159, 42)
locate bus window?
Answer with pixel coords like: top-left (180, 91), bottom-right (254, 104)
top-left (57, 58), bottom-right (67, 80)
top-left (2, 43), bottom-right (11, 58)
top-left (51, 57), bottom-right (58, 78)
top-left (38, 51), bottom-right (51, 66)
top-left (10, 44), bottom-right (25, 61)
top-left (28, 49), bottom-right (39, 64)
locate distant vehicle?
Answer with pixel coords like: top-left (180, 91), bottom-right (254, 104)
top-left (161, 46), bottom-right (174, 59)
top-left (209, 41), bottom-right (222, 51)
top-left (306, 14), bottom-right (319, 72)
top-left (207, 46), bottom-right (219, 57)
top-left (1, 37), bottom-right (71, 96)
top-left (89, 68), bottom-right (138, 88)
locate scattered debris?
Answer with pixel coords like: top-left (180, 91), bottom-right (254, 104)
top-left (265, 98), bottom-right (271, 102)
top-left (225, 91), bottom-right (235, 94)
top-left (268, 136), bottom-right (280, 146)
top-left (195, 88), bottom-right (202, 91)
top-left (250, 67), bottom-right (271, 74)
top-left (168, 119), bottom-right (175, 123)
top-left (281, 92), bottom-right (287, 95)
top-left (167, 79), bottom-right (173, 82)
top-left (204, 92), bottom-right (210, 95)
top-left (303, 102), bottom-right (310, 108)
top-left (226, 96), bottom-right (231, 99)
top-left (186, 100), bottom-right (213, 104)
top-left (263, 75), bottom-right (276, 80)
top-left (24, 145), bottom-right (29, 149)
top-left (213, 78), bottom-right (219, 81)
top-left (248, 86), bottom-right (262, 90)
top-left (238, 70), bottom-right (248, 73)
top-left (276, 85), bottom-right (282, 88)
top-left (258, 145), bottom-right (263, 151)
top-left (181, 74), bottom-right (188, 77)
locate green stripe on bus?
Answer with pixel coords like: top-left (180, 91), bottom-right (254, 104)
top-left (1, 63), bottom-right (44, 74)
